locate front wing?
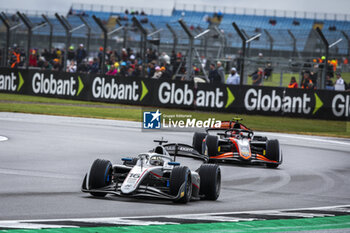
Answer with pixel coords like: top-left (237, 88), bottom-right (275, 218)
top-left (81, 175), bottom-right (187, 201)
top-left (209, 152), bottom-right (281, 166)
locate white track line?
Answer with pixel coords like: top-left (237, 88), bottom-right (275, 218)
top-left (1, 204), bottom-right (349, 224)
top-left (0, 222), bottom-right (78, 229)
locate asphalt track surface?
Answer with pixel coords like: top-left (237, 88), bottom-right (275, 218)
top-left (0, 112), bottom-right (349, 221)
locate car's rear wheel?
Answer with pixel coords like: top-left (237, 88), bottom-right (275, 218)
top-left (265, 139), bottom-right (281, 168)
top-left (206, 135), bottom-right (219, 157)
top-left (88, 159), bottom-right (112, 197)
top-left (170, 166), bottom-right (192, 203)
top-left (199, 164), bottom-right (221, 200)
top-left (192, 132), bottom-right (207, 154)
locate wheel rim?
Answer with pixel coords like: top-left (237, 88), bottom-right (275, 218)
top-left (104, 164), bottom-right (112, 185)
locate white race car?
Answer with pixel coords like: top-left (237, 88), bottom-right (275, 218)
top-left (81, 139), bottom-right (221, 203)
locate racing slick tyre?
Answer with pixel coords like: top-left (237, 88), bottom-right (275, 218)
top-left (198, 164), bottom-right (221, 200)
top-left (205, 135), bottom-right (219, 156)
top-left (88, 159), bottom-right (112, 197)
top-left (123, 157), bottom-right (138, 166)
top-left (265, 139), bottom-right (281, 168)
top-left (205, 135), bottom-right (219, 157)
top-left (170, 166), bottom-right (192, 203)
top-left (192, 132), bottom-right (207, 154)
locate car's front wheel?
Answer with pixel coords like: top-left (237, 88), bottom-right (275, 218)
top-left (192, 132), bottom-right (207, 154)
top-left (170, 166), bottom-right (192, 203)
top-left (88, 159), bottom-right (112, 197)
top-left (206, 135), bottom-right (219, 157)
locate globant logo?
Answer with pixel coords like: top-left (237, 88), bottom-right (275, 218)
top-left (0, 72), bottom-right (24, 92)
top-left (143, 109), bottom-right (221, 130)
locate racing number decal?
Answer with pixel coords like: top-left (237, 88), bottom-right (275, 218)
top-left (129, 173), bottom-right (141, 178)
top-left (240, 145), bottom-right (251, 159)
top-left (127, 173), bottom-right (141, 184)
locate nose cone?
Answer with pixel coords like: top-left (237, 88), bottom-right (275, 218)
top-left (121, 182), bottom-right (135, 194)
top-left (121, 166), bottom-right (144, 194)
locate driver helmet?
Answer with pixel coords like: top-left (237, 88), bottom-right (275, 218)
top-left (150, 157), bottom-right (164, 166)
top-left (231, 130), bottom-right (239, 137)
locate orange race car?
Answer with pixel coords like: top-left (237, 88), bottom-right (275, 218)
top-left (192, 118), bottom-right (282, 168)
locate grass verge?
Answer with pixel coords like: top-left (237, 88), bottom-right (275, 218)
top-left (0, 93), bottom-right (349, 138)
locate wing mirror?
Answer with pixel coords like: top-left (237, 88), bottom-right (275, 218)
top-left (168, 162), bottom-right (180, 166)
top-left (122, 158), bottom-right (133, 162)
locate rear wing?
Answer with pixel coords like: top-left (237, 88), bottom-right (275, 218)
top-left (163, 143), bottom-right (208, 163)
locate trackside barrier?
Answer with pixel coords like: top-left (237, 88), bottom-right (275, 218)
top-left (0, 68), bottom-right (349, 121)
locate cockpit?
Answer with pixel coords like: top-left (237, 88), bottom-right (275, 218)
top-left (136, 153), bottom-right (172, 167)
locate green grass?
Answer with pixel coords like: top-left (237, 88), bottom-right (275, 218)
top-left (0, 93), bottom-right (138, 108)
top-left (0, 103), bottom-right (141, 121)
top-left (0, 93), bottom-right (349, 137)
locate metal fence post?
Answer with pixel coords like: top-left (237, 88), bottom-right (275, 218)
top-left (150, 22), bottom-right (160, 55)
top-left (92, 16), bottom-right (122, 73)
top-left (79, 15), bottom-right (91, 57)
top-left (1, 12), bottom-right (24, 67)
top-left (232, 22), bottom-right (261, 85)
top-left (232, 22), bottom-right (247, 86)
top-left (42, 15), bottom-right (53, 52)
top-left (117, 19), bottom-right (128, 49)
top-left (0, 13), bottom-right (10, 67)
top-left (115, 19), bottom-right (126, 49)
top-left (241, 29), bottom-right (250, 57)
top-left (123, 27), bottom-right (128, 49)
top-left (315, 27), bottom-right (329, 90)
top-left (166, 23), bottom-right (178, 52)
top-left (341, 31), bottom-right (350, 57)
top-left (213, 26), bottom-right (226, 58)
top-left (55, 13), bottom-right (71, 71)
top-left (264, 29), bottom-right (274, 57)
top-left (132, 16), bottom-right (148, 77)
top-left (178, 19), bottom-right (194, 81)
top-left (287, 29), bottom-right (297, 57)
top-left (92, 15), bottom-right (107, 74)
top-left (60, 16), bottom-right (73, 54)
top-left (17, 12), bottom-right (33, 68)
top-left (204, 36), bottom-right (208, 58)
